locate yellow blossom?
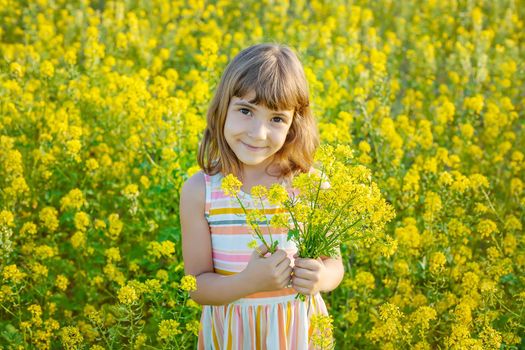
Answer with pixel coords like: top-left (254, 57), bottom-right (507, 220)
top-left (3, 264), bottom-right (26, 284)
top-left (180, 275), bottom-right (197, 292)
top-left (117, 285), bottom-right (139, 305)
top-left (158, 319), bottom-right (181, 341)
top-left (39, 206), bottom-right (59, 232)
top-left (268, 183), bottom-right (289, 205)
top-left (60, 189), bottom-right (86, 211)
top-left (310, 314), bottom-right (334, 349)
top-left (74, 211), bottom-right (90, 231)
top-left (477, 219), bottom-right (498, 238)
top-left (60, 326), bottom-right (84, 349)
top-left (56, 274), bottom-right (69, 291)
top-left (221, 174), bottom-right (242, 197)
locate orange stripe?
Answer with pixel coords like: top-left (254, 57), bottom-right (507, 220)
top-left (244, 288), bottom-right (296, 299)
top-left (214, 268), bottom-right (236, 275)
top-left (278, 304), bottom-right (286, 349)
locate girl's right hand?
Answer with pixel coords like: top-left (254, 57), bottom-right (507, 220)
top-left (241, 244), bottom-right (292, 293)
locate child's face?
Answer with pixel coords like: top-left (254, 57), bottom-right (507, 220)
top-left (224, 91), bottom-right (294, 170)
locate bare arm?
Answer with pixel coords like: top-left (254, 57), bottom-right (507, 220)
top-left (319, 256), bottom-right (344, 293)
top-left (181, 172), bottom-right (254, 305)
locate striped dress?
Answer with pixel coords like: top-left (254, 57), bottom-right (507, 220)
top-left (198, 171), bottom-right (329, 350)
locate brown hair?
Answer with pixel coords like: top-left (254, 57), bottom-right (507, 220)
top-left (198, 43), bottom-right (319, 180)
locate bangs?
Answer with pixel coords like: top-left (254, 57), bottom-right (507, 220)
top-left (232, 49), bottom-right (308, 113)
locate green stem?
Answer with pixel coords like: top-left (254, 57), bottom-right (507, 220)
top-left (258, 194), bottom-right (274, 249)
top-left (234, 194), bottom-right (273, 252)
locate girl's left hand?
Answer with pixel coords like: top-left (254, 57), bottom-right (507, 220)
top-left (291, 256), bottom-right (326, 295)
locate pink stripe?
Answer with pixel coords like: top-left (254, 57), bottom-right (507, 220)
top-left (212, 251), bottom-right (251, 262)
top-left (236, 307), bottom-right (242, 346)
top-left (211, 190), bottom-right (230, 200)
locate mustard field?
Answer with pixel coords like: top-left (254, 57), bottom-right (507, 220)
top-left (0, 0), bottom-right (524, 348)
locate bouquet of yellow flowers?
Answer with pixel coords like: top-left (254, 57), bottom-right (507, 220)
top-left (221, 144), bottom-right (396, 260)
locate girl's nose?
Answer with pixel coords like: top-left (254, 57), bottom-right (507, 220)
top-left (247, 119), bottom-right (267, 140)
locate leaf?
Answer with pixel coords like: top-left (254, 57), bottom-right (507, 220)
top-left (287, 228), bottom-right (299, 241)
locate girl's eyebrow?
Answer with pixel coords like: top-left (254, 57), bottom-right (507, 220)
top-left (233, 101), bottom-right (291, 117)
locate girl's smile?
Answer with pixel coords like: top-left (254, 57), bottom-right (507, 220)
top-left (241, 141), bottom-right (269, 152)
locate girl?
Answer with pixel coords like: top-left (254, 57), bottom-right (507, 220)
top-left (180, 43), bottom-right (344, 349)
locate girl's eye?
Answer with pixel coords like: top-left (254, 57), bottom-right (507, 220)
top-left (239, 108), bottom-right (251, 116)
top-left (272, 116), bottom-right (284, 123)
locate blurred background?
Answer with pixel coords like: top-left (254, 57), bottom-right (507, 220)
top-left (0, 0), bottom-right (523, 348)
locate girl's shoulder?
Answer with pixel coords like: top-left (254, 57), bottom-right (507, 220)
top-left (181, 171), bottom-right (206, 205)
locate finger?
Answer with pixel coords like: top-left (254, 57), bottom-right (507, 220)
top-left (253, 244), bottom-right (268, 258)
top-left (269, 249), bottom-right (287, 262)
top-left (294, 258), bottom-right (322, 271)
top-left (292, 276), bottom-right (312, 289)
top-left (279, 275), bottom-right (292, 288)
top-left (293, 267), bottom-right (315, 280)
top-left (275, 257), bottom-right (291, 273)
top-left (277, 265), bottom-right (293, 280)
top-left (292, 285), bottom-right (311, 295)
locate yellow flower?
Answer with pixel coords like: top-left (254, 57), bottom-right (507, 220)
top-left (148, 240), bottom-right (175, 259)
top-left (477, 219), bottom-right (498, 238)
top-left (60, 326), bottom-right (84, 350)
top-left (411, 306), bottom-right (437, 331)
top-left (270, 213), bottom-right (290, 229)
top-left (56, 275), bottom-right (69, 291)
top-left (429, 252), bottom-right (447, 274)
top-left (3, 264), bottom-right (26, 284)
top-left (0, 210), bottom-right (14, 227)
top-left (180, 275), bottom-right (197, 292)
top-left (39, 206), bottom-right (59, 232)
top-left (10, 62), bottom-right (24, 77)
top-left (145, 279), bottom-right (162, 293)
top-left (107, 213), bottom-right (123, 240)
top-left (74, 211), bottom-right (90, 231)
top-left (60, 189), bottom-right (86, 211)
top-left (250, 185), bottom-right (268, 198)
top-left (70, 231), bottom-right (86, 249)
top-left (28, 304), bottom-right (43, 326)
top-left (40, 60), bottom-right (55, 78)
top-left (221, 174), bottom-right (242, 197)
top-left (156, 269), bottom-right (169, 281)
top-left (310, 314), bottom-right (334, 349)
top-left (268, 184), bottom-right (289, 205)
top-left (122, 184), bottom-right (139, 199)
top-left (105, 247), bottom-right (121, 262)
top-left (158, 319), bottom-right (181, 341)
top-left (117, 285), bottom-right (139, 305)
top-left (247, 240), bottom-right (258, 249)
top-left (20, 221), bottom-right (37, 236)
top-left (186, 320), bottom-right (201, 336)
top-left (30, 262), bottom-right (49, 279)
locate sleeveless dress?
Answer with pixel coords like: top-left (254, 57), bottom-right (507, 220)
top-left (198, 172), bottom-right (329, 350)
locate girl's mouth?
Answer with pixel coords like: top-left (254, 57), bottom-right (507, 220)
top-left (241, 141), bottom-right (267, 151)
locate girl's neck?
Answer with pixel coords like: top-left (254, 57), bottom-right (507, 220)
top-left (238, 162), bottom-right (287, 192)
